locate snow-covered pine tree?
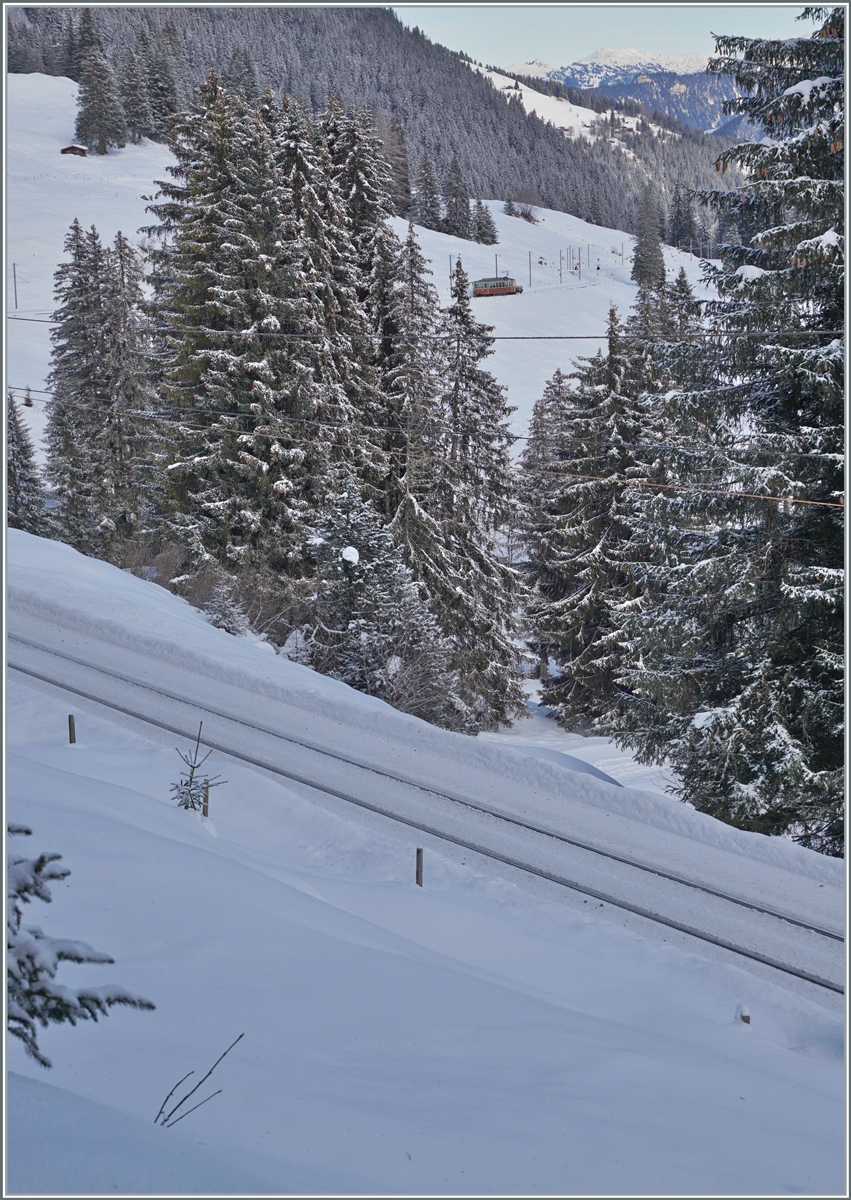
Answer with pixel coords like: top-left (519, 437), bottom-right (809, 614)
top-left (74, 43), bottom-right (126, 155)
top-left (148, 76), bottom-right (317, 573)
top-left (306, 490), bottom-right (463, 726)
top-left (472, 199), bottom-right (499, 245)
top-left (7, 823), bottom-right (154, 1068)
top-left (225, 45), bottom-right (260, 100)
top-left (443, 157), bottom-right (472, 239)
top-left (326, 104), bottom-right (397, 306)
top-left (428, 259), bottom-right (525, 728)
top-left (630, 186), bottom-right (666, 286)
top-left (137, 27), bottom-right (181, 140)
top-left (120, 46), bottom-right (155, 144)
top-left (148, 78), bottom-right (385, 577)
top-left (97, 230), bottom-right (160, 543)
top-left (413, 152), bottom-right (443, 231)
top-left (45, 222), bottom-right (156, 553)
top-left (668, 183), bottom-right (698, 250)
top-left (45, 220), bottom-right (108, 550)
top-left (205, 569), bottom-right (251, 635)
top-left (611, 6), bottom-right (845, 853)
top-left (7, 391), bottom-right (48, 535)
top-left (520, 309), bottom-right (657, 726)
top-left (371, 108), bottom-right (412, 217)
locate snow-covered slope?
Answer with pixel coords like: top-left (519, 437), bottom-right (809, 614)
top-left (6, 72), bottom-right (714, 449)
top-left (5, 530), bottom-right (846, 1193)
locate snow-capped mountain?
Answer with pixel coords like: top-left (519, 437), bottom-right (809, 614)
top-left (509, 48), bottom-right (710, 91)
top-left (507, 48), bottom-right (741, 132)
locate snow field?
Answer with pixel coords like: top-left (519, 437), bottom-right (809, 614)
top-left (7, 72), bottom-right (713, 447)
top-left (5, 530), bottom-right (846, 1194)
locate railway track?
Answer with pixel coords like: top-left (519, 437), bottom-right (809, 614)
top-left (8, 634), bottom-right (845, 996)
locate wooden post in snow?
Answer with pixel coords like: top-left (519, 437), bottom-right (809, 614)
top-left (416, 848), bottom-right (423, 887)
top-left (202, 782), bottom-right (209, 819)
top-left (68, 714), bottom-right (76, 744)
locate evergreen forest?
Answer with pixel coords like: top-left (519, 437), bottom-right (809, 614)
top-left (6, 7), bottom-right (844, 855)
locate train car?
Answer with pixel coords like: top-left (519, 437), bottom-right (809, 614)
top-left (471, 276), bottom-right (524, 297)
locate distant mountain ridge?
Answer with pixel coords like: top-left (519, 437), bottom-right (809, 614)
top-left (507, 48), bottom-right (743, 132)
top-left (509, 48), bottom-right (710, 90)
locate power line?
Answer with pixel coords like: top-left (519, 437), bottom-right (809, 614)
top-left (5, 315), bottom-right (843, 341)
top-left (114, 422), bottom-right (843, 510)
top-left (7, 385), bottom-right (843, 464)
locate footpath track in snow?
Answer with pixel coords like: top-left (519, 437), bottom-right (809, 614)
top-left (8, 634), bottom-right (844, 997)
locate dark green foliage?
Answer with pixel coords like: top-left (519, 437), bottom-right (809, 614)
top-left (413, 152), bottom-right (442, 231)
top-left (45, 221), bottom-right (156, 553)
top-left (7, 391), bottom-right (48, 535)
top-left (605, 7), bottom-right (845, 854)
top-left (120, 46), bottom-right (155, 143)
top-left (443, 157), bottom-right (471, 239)
top-left (630, 186), bottom-right (666, 285)
top-left (74, 44), bottom-right (126, 155)
top-left (306, 490), bottom-right (464, 727)
top-left (472, 199), bottom-right (499, 245)
top-left (668, 183), bottom-right (698, 249)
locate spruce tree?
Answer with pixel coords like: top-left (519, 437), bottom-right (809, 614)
top-left (443, 157), bottom-right (472, 239)
top-left (7, 391), bottom-right (48, 535)
top-left (45, 220), bottom-right (108, 549)
top-left (306, 490), bottom-right (463, 725)
top-left (472, 199), bottom-right (499, 245)
top-left (521, 311), bottom-right (656, 725)
top-left (429, 259), bottom-right (525, 728)
top-left (120, 47), bottom-right (155, 144)
top-left (630, 186), bottom-right (666, 286)
top-left (45, 222), bottom-right (154, 552)
top-left (612, 7), bottom-right (845, 853)
top-left (7, 823), bottom-right (154, 1069)
top-left (413, 152), bottom-right (443, 231)
top-left (669, 183), bottom-right (698, 250)
top-left (74, 44), bottom-right (127, 155)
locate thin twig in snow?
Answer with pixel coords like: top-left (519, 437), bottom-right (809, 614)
top-left (161, 1033), bottom-right (244, 1125)
top-left (166, 1090), bottom-right (223, 1128)
top-left (154, 1071), bottom-right (194, 1123)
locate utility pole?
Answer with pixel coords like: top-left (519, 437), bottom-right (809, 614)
top-left (621, 242), bottom-right (624, 264)
top-left (559, 249), bottom-right (563, 284)
top-left (495, 253), bottom-right (499, 278)
top-left (528, 250), bottom-right (531, 287)
top-left (12, 263), bottom-right (18, 309)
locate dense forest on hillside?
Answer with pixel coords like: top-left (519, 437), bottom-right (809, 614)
top-left (7, 5), bottom-right (736, 237)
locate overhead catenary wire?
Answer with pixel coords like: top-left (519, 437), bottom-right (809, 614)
top-left (5, 315), bottom-right (844, 341)
top-left (6, 384), bottom-right (844, 463)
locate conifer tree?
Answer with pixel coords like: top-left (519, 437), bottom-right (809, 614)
top-left (306, 490), bottom-right (463, 725)
top-left (668, 183), bottom-right (698, 250)
top-left (612, 7), bottom-right (845, 853)
top-left (521, 311), bottom-right (657, 725)
top-left (427, 259), bottom-right (524, 728)
top-left (120, 47), bottom-right (155, 144)
top-left (472, 199), bottom-right (499, 245)
top-left (45, 222), bottom-right (154, 552)
top-left (74, 44), bottom-right (126, 155)
top-left (630, 186), bottom-right (666, 286)
top-left (7, 823), bottom-right (154, 1069)
top-left (443, 157), bottom-right (472, 239)
top-left (413, 152), bottom-right (443, 231)
top-left (7, 391), bottom-right (47, 535)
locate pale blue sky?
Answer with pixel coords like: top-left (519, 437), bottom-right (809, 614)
top-left (390, 5), bottom-right (807, 67)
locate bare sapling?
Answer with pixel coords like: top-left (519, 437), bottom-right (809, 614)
top-left (170, 721), bottom-right (225, 811)
top-left (154, 1033), bottom-right (245, 1128)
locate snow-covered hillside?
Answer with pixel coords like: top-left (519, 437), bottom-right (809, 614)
top-left (5, 530), bottom-right (846, 1194)
top-left (6, 72), bottom-right (714, 450)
